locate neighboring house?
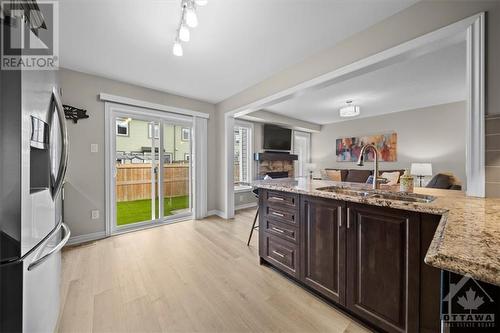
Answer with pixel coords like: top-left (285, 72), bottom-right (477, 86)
top-left (116, 119), bottom-right (191, 162)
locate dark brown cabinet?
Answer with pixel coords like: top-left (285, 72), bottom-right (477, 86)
top-left (259, 189), bottom-right (300, 278)
top-left (346, 203), bottom-right (420, 333)
top-left (258, 189), bottom-right (441, 333)
top-left (261, 233), bottom-right (299, 277)
top-left (300, 196), bottom-right (346, 304)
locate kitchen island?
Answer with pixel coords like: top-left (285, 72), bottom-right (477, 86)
top-left (253, 178), bottom-right (500, 333)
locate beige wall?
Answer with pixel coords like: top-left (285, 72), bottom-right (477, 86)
top-left (311, 102), bottom-right (467, 186)
top-left (216, 1), bottom-right (500, 203)
top-left (59, 68), bottom-right (216, 237)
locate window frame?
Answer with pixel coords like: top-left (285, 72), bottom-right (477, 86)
top-left (233, 120), bottom-right (254, 189)
top-left (164, 152), bottom-right (173, 164)
top-left (148, 122), bottom-right (160, 139)
top-left (293, 130), bottom-right (311, 178)
top-left (116, 118), bottom-right (130, 137)
top-left (181, 127), bottom-right (190, 141)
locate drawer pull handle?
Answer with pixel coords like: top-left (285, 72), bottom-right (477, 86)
top-left (272, 212), bottom-right (284, 217)
top-left (270, 196), bottom-right (284, 201)
top-left (272, 250), bottom-right (285, 258)
top-left (271, 227), bottom-right (285, 233)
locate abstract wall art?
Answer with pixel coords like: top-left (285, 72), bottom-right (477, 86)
top-left (336, 133), bottom-right (397, 162)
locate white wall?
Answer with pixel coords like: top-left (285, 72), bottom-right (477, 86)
top-left (311, 102), bottom-right (466, 185)
top-left (59, 68), bottom-right (216, 237)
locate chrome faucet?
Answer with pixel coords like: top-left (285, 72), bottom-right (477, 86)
top-left (357, 144), bottom-right (381, 190)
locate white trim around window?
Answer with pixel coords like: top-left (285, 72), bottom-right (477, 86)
top-left (100, 93), bottom-right (210, 119)
top-left (234, 120), bottom-right (254, 186)
top-left (105, 101), bottom-right (208, 236)
top-left (293, 130), bottom-right (311, 178)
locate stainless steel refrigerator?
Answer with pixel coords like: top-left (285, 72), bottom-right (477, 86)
top-left (0, 12), bottom-right (70, 333)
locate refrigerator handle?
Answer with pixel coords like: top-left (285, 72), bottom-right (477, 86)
top-left (0, 218), bottom-right (64, 267)
top-left (51, 87), bottom-right (69, 199)
top-left (27, 222), bottom-right (71, 271)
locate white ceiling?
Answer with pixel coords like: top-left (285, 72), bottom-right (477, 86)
top-left (59, 0), bottom-right (417, 103)
top-left (265, 40), bottom-right (467, 124)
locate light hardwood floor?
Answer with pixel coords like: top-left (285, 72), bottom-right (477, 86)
top-left (57, 208), bottom-right (372, 333)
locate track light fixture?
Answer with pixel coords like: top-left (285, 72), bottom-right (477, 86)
top-left (173, 0), bottom-right (207, 57)
top-left (173, 40), bottom-right (183, 57)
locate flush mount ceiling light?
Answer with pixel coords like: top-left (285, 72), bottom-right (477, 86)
top-left (172, 0), bottom-right (208, 57)
top-left (339, 100), bottom-right (361, 118)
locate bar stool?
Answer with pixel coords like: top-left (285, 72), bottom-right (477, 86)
top-left (246, 188), bottom-right (259, 246)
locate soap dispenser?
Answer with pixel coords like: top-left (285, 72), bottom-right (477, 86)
top-left (400, 169), bottom-right (414, 193)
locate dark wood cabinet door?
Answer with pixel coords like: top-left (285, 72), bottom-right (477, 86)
top-left (261, 233), bottom-right (299, 278)
top-left (300, 196), bottom-right (346, 304)
top-left (346, 203), bottom-right (420, 333)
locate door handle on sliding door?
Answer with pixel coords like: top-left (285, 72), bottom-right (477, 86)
top-left (51, 87), bottom-right (69, 199)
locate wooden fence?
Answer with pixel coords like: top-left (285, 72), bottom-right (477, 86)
top-left (116, 163), bottom-right (189, 202)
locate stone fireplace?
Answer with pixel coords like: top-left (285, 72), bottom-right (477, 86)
top-left (258, 160), bottom-right (294, 178)
top-left (255, 152), bottom-right (298, 179)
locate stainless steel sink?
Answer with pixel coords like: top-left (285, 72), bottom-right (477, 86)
top-left (370, 192), bottom-right (436, 203)
top-left (316, 186), bottom-right (373, 197)
top-left (316, 186), bottom-right (436, 203)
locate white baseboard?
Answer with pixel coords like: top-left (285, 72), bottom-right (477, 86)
top-left (235, 202), bottom-right (258, 211)
top-left (66, 231), bottom-right (107, 246)
top-left (207, 210), bottom-right (227, 219)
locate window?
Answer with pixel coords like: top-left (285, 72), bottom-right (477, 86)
top-left (148, 123), bottom-right (160, 139)
top-left (116, 118), bottom-right (130, 136)
top-left (293, 131), bottom-right (311, 177)
top-left (184, 153), bottom-right (190, 161)
top-left (181, 127), bottom-right (190, 141)
top-left (234, 122), bottom-right (253, 187)
top-left (164, 153), bottom-right (173, 164)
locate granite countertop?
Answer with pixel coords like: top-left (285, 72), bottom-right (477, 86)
top-left (253, 177), bottom-right (500, 286)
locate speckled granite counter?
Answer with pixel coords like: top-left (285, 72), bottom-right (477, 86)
top-left (253, 178), bottom-right (500, 286)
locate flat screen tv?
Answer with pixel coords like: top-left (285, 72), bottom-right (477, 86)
top-left (263, 125), bottom-right (292, 151)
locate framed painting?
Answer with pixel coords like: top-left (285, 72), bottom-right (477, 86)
top-left (336, 133), bottom-right (397, 162)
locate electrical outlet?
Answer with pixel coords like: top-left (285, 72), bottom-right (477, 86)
top-left (91, 210), bottom-right (99, 220)
top-left (90, 144), bottom-right (98, 153)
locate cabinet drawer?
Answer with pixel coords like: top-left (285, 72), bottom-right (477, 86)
top-left (265, 206), bottom-right (297, 225)
top-left (262, 234), bottom-right (298, 278)
top-left (264, 219), bottom-right (299, 243)
top-left (265, 191), bottom-right (298, 209)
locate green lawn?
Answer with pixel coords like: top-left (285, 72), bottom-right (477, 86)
top-left (117, 196), bottom-right (189, 226)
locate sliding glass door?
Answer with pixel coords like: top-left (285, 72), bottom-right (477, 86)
top-left (160, 123), bottom-right (192, 220)
top-left (113, 111), bottom-right (192, 232)
top-left (115, 116), bottom-right (159, 227)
